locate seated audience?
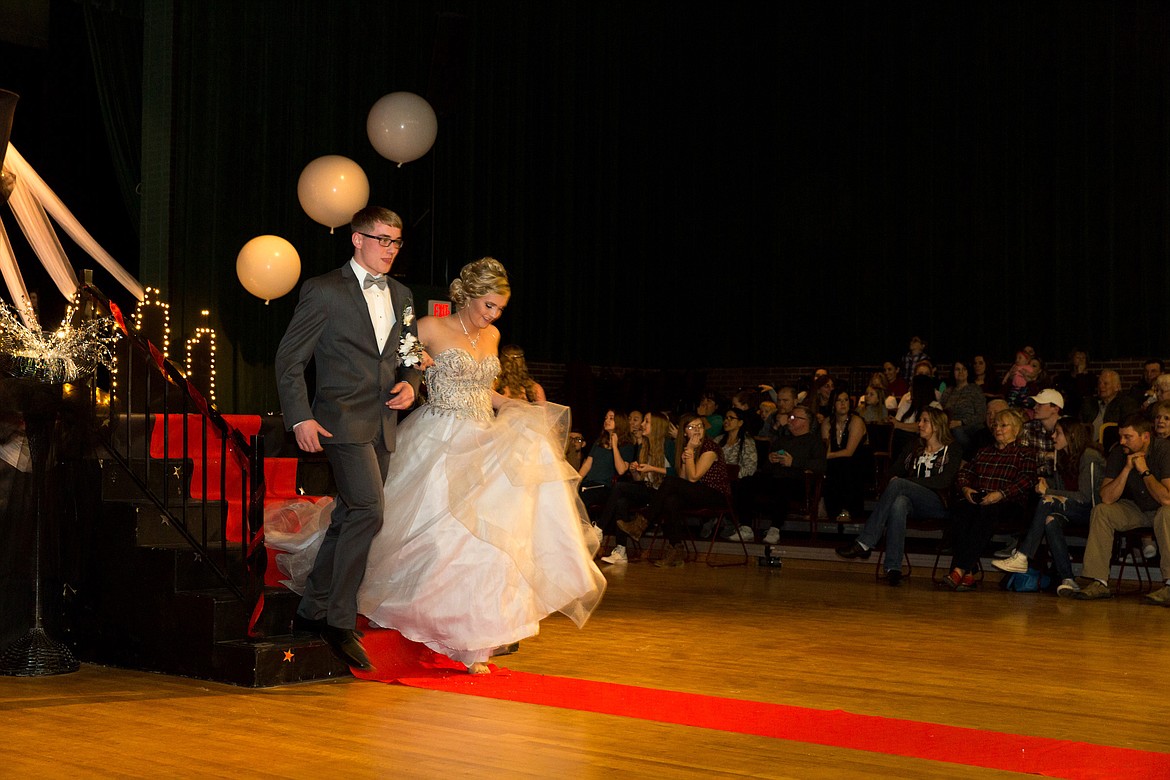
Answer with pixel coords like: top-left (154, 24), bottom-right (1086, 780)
top-left (941, 407), bottom-right (1037, 591)
top-left (892, 374), bottom-right (939, 455)
top-left (1072, 414), bottom-right (1170, 601)
top-left (718, 408), bottom-right (758, 478)
top-left (730, 388), bottom-right (764, 435)
top-left (969, 398), bottom-right (1009, 452)
top-left (859, 384), bottom-right (891, 423)
top-left (578, 410), bottom-right (636, 509)
top-left (1153, 375), bottom-right (1170, 406)
top-left (884, 360), bottom-right (908, 400)
top-left (1079, 368), bottom-right (1140, 447)
top-left (939, 358), bottom-right (987, 450)
top-left (836, 407), bottom-right (962, 585)
top-left (821, 388), bottom-right (869, 521)
top-left (566, 430), bottom-right (586, 471)
top-left (598, 411), bottom-right (675, 565)
top-left (735, 405), bottom-right (827, 546)
top-left (901, 336), bottom-right (931, 383)
top-left (1128, 358), bottom-right (1164, 408)
top-left (992, 418), bottom-right (1105, 596)
top-left (1154, 400), bottom-right (1170, 440)
top-left (810, 374), bottom-right (835, 424)
top-left (494, 344), bottom-right (546, 402)
top-left (1001, 348), bottom-right (1040, 408)
top-left (696, 391), bottom-right (725, 439)
top-left (1055, 348), bottom-right (1096, 418)
top-left (644, 413), bottom-right (733, 568)
top-left (628, 410), bottom-right (644, 449)
top-left (971, 353), bottom-right (997, 398)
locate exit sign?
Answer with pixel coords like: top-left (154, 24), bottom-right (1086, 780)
top-left (429, 300), bottom-right (452, 317)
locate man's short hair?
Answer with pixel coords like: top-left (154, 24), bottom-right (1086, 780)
top-left (1120, 413), bottom-right (1153, 436)
top-left (351, 206), bottom-right (403, 233)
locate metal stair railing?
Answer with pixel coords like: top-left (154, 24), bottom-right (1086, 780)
top-left (79, 282), bottom-right (267, 636)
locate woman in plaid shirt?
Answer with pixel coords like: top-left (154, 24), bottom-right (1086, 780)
top-left (943, 407), bottom-right (1037, 591)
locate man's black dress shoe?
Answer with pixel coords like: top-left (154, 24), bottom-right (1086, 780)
top-left (321, 626), bottom-right (375, 672)
top-left (886, 570), bottom-right (903, 587)
top-left (291, 613), bottom-right (328, 638)
top-left (835, 541), bottom-right (871, 560)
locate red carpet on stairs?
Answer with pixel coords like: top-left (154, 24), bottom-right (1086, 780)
top-left (148, 414), bottom-right (307, 542)
top-left (345, 622), bottom-right (1169, 779)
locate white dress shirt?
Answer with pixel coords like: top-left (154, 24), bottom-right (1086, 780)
top-left (349, 258), bottom-right (396, 353)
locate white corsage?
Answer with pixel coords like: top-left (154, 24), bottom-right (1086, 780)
top-left (397, 332), bottom-right (425, 368)
top-left (401, 305), bottom-right (414, 327)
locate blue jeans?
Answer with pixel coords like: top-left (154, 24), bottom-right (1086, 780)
top-left (857, 478), bottom-right (949, 572)
top-left (1018, 496), bottom-right (1093, 581)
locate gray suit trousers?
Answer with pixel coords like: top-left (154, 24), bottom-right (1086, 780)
top-left (298, 438), bottom-right (392, 628)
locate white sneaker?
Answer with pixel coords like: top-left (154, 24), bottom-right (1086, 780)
top-left (762, 527), bottom-right (780, 545)
top-left (993, 543), bottom-right (1017, 559)
top-left (591, 523), bottom-right (604, 546)
top-left (730, 525), bottom-right (755, 542)
top-left (600, 545), bottom-right (627, 564)
top-left (1057, 578), bottom-right (1081, 597)
top-left (1142, 540), bottom-right (1158, 559)
top-left (991, 550), bottom-right (1029, 574)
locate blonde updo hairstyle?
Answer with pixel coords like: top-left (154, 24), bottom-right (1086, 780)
top-left (449, 257), bottom-right (510, 307)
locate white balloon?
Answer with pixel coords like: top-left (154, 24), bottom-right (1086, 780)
top-left (297, 155), bottom-right (370, 230)
top-left (236, 235), bottom-right (301, 304)
top-left (366, 92), bottom-right (438, 165)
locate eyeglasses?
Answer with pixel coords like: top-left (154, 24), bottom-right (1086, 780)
top-left (790, 416), bottom-right (810, 423)
top-left (685, 423), bottom-right (704, 431)
top-left (358, 232), bottom-right (405, 249)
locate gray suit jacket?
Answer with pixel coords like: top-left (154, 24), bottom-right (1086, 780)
top-left (275, 262), bottom-right (422, 450)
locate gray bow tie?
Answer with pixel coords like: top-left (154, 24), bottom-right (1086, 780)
top-left (363, 274), bottom-right (387, 291)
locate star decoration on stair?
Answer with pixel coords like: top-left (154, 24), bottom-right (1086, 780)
top-left (283, 649), bottom-right (294, 662)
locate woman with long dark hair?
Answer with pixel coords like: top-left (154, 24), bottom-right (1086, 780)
top-left (597, 411), bottom-right (675, 565)
top-left (821, 388), bottom-right (869, 521)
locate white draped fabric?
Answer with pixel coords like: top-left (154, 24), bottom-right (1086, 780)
top-left (0, 143), bottom-right (144, 328)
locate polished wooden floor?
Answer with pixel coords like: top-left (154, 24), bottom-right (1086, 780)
top-left (3, 554), bottom-right (1169, 778)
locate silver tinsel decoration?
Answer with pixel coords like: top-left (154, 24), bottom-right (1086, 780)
top-left (0, 298), bottom-right (120, 383)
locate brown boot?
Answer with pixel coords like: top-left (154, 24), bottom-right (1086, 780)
top-left (654, 541), bottom-right (685, 568)
top-left (617, 513), bottom-right (648, 541)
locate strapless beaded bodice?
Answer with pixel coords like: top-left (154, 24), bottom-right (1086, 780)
top-left (422, 348), bottom-right (499, 422)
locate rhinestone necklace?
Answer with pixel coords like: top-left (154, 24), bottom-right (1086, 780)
top-left (457, 308), bottom-right (483, 349)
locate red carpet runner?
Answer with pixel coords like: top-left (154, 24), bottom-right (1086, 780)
top-left (350, 624), bottom-right (1169, 779)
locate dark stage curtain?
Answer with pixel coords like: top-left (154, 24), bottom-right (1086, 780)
top-left (80, 1), bottom-right (1170, 411)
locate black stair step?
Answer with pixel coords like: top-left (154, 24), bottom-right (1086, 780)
top-left (132, 502), bottom-right (229, 546)
top-left (175, 586), bottom-right (304, 643)
top-left (101, 456), bottom-right (193, 503)
top-left (213, 637), bottom-right (350, 687)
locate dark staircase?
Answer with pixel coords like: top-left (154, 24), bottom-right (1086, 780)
top-left (60, 416), bottom-right (349, 687)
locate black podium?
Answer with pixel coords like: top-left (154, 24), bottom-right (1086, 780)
top-left (0, 378), bottom-right (79, 676)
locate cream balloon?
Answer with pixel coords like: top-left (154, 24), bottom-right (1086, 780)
top-left (366, 92), bottom-right (438, 166)
top-left (236, 235), bottom-right (301, 304)
top-left (297, 155), bottom-right (370, 231)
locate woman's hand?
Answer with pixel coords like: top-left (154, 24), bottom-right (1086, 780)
top-left (981, 490), bottom-right (1004, 505)
top-left (961, 486), bottom-right (979, 504)
top-left (1035, 477), bottom-right (1048, 496)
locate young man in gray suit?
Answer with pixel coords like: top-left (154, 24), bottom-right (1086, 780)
top-left (275, 206), bottom-right (423, 671)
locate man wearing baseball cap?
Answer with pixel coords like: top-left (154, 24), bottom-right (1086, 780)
top-left (993, 389), bottom-right (1065, 559)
